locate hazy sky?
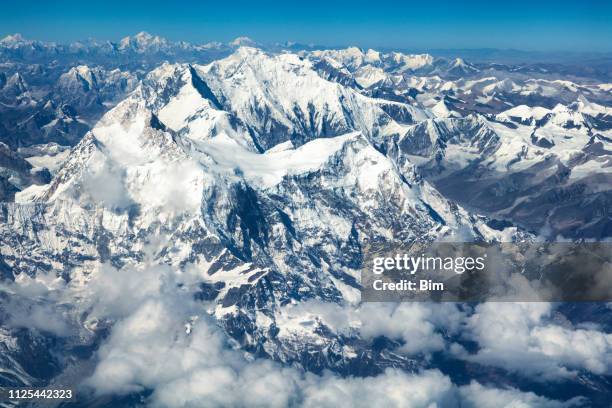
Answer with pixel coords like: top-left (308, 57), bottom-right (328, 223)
top-left (2, 0), bottom-right (611, 51)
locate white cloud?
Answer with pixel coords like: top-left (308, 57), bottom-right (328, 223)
top-left (277, 301), bottom-right (465, 356)
top-left (301, 369), bottom-right (457, 408)
top-left (84, 292), bottom-right (457, 407)
top-left (1, 273), bottom-right (71, 336)
top-left (459, 381), bottom-right (585, 408)
top-left (74, 259), bottom-right (460, 407)
top-left (6, 300), bottom-right (71, 336)
top-left (2, 257), bottom-right (594, 407)
top-left (459, 302), bottom-right (612, 380)
top-left (79, 153), bottom-right (134, 209)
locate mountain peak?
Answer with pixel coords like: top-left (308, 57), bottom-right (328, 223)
top-left (230, 36), bottom-right (257, 47)
top-left (134, 31), bottom-right (153, 40)
top-left (431, 99), bottom-right (460, 118)
top-left (572, 94), bottom-right (612, 117)
top-left (0, 33), bottom-right (27, 46)
top-left (391, 52), bottom-right (435, 71)
top-left (345, 46), bottom-right (365, 56)
top-left (7, 72), bottom-right (27, 88)
top-left (452, 57), bottom-right (466, 67)
top-left (447, 57), bottom-right (479, 75)
top-left (118, 31), bottom-right (169, 52)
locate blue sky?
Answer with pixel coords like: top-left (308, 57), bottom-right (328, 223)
top-left (2, 0), bottom-right (611, 51)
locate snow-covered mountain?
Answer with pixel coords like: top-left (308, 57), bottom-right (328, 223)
top-left (304, 48), bottom-right (479, 77)
top-left (392, 102), bottom-right (612, 238)
top-left (0, 51), bottom-right (535, 405)
top-left (0, 35), bottom-right (611, 406)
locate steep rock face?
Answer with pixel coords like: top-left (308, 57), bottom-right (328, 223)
top-left (0, 64), bottom-right (140, 203)
top-left (0, 73), bottom-right (31, 105)
top-left (2, 102), bottom-right (90, 149)
top-left (56, 65), bottom-right (138, 113)
top-left (196, 48), bottom-right (428, 150)
top-left (0, 142), bottom-right (50, 201)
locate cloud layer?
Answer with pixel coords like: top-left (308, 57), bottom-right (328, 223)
top-left (2, 255), bottom-right (609, 407)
